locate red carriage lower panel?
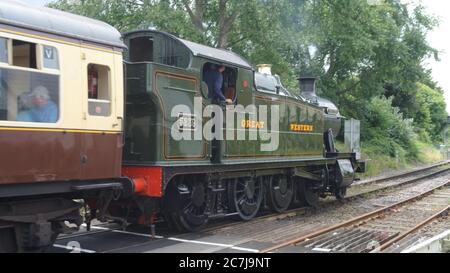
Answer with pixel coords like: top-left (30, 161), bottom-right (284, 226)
top-left (0, 128), bottom-right (122, 184)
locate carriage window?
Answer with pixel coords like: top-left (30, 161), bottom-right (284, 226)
top-left (42, 46), bottom-right (59, 70)
top-left (0, 38), bottom-right (7, 63)
top-left (12, 40), bottom-right (37, 69)
top-left (0, 67), bottom-right (59, 123)
top-left (87, 64), bottom-right (111, 117)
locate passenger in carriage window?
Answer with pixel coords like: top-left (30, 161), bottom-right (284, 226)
top-left (17, 86), bottom-right (58, 123)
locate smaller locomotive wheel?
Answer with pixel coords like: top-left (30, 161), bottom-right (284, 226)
top-left (297, 180), bottom-right (320, 208)
top-left (266, 176), bottom-right (294, 213)
top-left (229, 177), bottom-right (264, 221)
top-left (164, 177), bottom-right (209, 232)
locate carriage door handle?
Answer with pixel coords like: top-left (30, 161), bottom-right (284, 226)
top-left (113, 116), bottom-right (124, 128)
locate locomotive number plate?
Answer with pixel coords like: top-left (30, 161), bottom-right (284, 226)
top-left (177, 113), bottom-right (198, 131)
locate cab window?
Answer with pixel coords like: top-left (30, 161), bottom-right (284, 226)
top-left (129, 36), bottom-right (153, 62)
top-left (154, 36), bottom-right (190, 68)
top-left (129, 35), bottom-right (190, 68)
top-left (87, 64), bottom-right (111, 117)
top-left (202, 62), bottom-right (238, 103)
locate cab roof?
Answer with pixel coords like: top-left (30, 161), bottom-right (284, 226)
top-left (124, 30), bottom-right (253, 69)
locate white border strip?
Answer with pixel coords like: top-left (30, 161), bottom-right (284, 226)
top-left (53, 244), bottom-right (96, 253)
top-left (167, 237), bottom-right (259, 253)
top-left (56, 225), bottom-right (259, 253)
top-left (402, 230), bottom-right (450, 253)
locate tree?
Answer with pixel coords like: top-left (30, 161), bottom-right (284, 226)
top-left (48, 0), bottom-right (448, 152)
top-left (48, 0), bottom-right (145, 31)
top-left (415, 83), bottom-right (448, 142)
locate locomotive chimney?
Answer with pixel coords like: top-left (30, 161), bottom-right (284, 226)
top-left (299, 75), bottom-right (317, 100)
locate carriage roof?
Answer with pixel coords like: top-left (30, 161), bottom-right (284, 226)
top-left (124, 30), bottom-right (253, 69)
top-left (0, 0), bottom-right (125, 49)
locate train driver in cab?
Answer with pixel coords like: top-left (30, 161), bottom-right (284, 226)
top-left (204, 64), bottom-right (232, 105)
top-left (17, 86), bottom-right (58, 123)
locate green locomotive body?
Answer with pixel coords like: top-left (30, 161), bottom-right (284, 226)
top-left (119, 30), bottom-right (364, 231)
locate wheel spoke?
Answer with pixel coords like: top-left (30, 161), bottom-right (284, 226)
top-left (165, 178), bottom-right (209, 232)
top-left (267, 176), bottom-right (293, 213)
top-left (232, 179), bottom-right (263, 221)
top-left (183, 202), bottom-right (194, 215)
top-left (237, 195), bottom-right (246, 205)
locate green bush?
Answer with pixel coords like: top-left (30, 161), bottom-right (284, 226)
top-left (364, 96), bottom-right (418, 159)
top-left (414, 83), bottom-right (448, 143)
top-left (357, 96), bottom-right (444, 177)
top-left (360, 140), bottom-right (443, 178)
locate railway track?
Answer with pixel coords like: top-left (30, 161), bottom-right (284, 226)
top-left (385, 207), bottom-right (450, 253)
top-left (354, 160), bottom-right (450, 187)
top-left (52, 161), bottom-right (450, 253)
top-left (261, 182), bottom-right (450, 253)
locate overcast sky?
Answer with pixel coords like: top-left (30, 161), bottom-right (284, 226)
top-left (416, 0), bottom-right (450, 114)
top-left (22, 0), bottom-right (50, 6)
top-left (21, 0), bottom-right (450, 114)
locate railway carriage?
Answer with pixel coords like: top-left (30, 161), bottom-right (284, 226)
top-left (0, 1), bottom-right (131, 252)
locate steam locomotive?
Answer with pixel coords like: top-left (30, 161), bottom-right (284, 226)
top-left (0, 1), bottom-right (364, 252)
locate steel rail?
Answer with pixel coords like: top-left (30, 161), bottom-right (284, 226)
top-left (374, 204), bottom-right (450, 252)
top-left (261, 181), bottom-right (450, 253)
top-left (355, 160), bottom-right (450, 186)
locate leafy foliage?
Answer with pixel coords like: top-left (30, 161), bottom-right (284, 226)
top-left (48, 0), bottom-right (448, 164)
top-left (414, 83), bottom-right (448, 142)
top-left (364, 96), bottom-right (418, 158)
